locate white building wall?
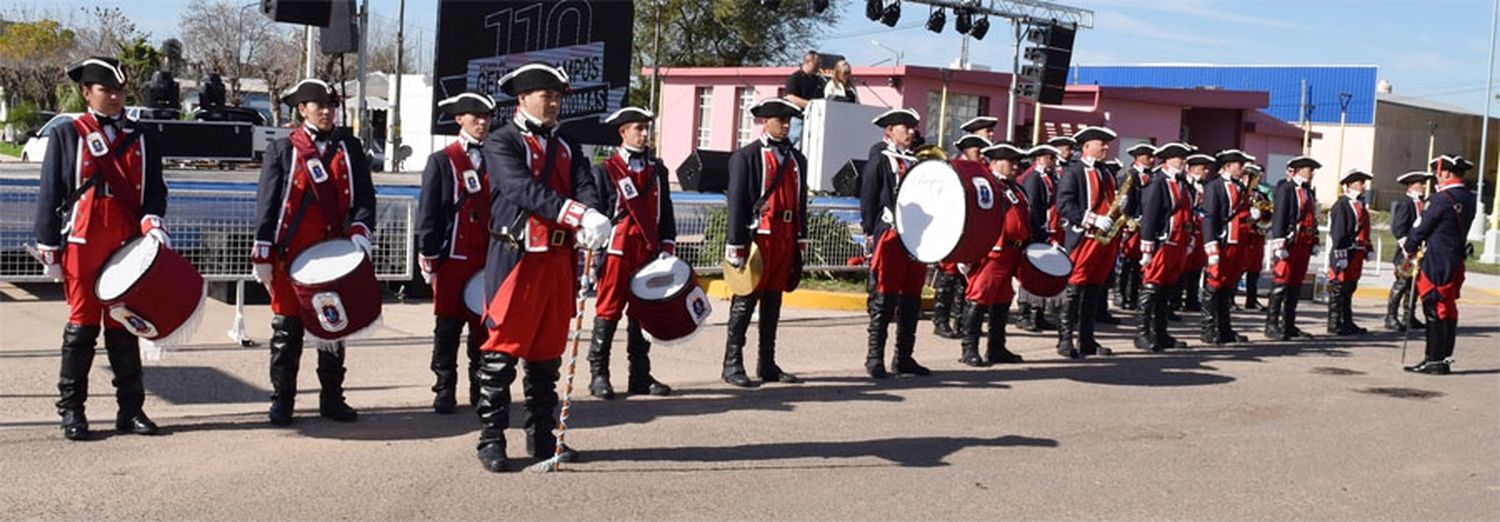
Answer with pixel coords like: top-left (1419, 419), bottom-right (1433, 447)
top-left (386, 74), bottom-right (450, 173)
top-left (1306, 123), bottom-right (1376, 205)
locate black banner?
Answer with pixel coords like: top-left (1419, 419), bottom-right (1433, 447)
top-left (432, 0), bottom-right (634, 145)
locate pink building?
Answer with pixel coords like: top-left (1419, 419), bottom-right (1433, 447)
top-left (646, 65), bottom-right (1309, 186)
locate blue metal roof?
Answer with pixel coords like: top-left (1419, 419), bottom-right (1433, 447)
top-left (1071, 65), bottom-right (1378, 125)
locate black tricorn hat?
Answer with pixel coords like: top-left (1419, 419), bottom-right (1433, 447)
top-left (960, 116), bottom-right (998, 133)
top-left (438, 92), bottom-right (496, 116)
top-left (953, 134), bottom-right (991, 151)
top-left (750, 97), bottom-right (802, 119)
top-left (605, 107), bottom-right (655, 128)
top-left (282, 79), bottom-right (340, 106)
top-left (872, 108), bottom-right (920, 128)
top-left (498, 62), bottom-right (570, 96)
top-left (67, 57), bottom-right (126, 89)
top-left (981, 142), bottom-right (1026, 161)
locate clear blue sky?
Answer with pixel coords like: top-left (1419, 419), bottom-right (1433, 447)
top-left (10, 0), bottom-right (1496, 114)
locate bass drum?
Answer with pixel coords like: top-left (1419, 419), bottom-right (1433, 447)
top-left (894, 159), bottom-right (1003, 264)
top-left (628, 256), bottom-right (712, 343)
top-left (1018, 242), bottom-right (1072, 298)
top-left (95, 236), bottom-right (206, 345)
top-left (288, 239), bottom-right (383, 341)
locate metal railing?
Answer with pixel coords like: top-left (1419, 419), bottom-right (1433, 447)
top-left (668, 197), bottom-right (865, 274)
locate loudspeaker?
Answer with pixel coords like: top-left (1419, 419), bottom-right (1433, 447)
top-left (677, 149), bottom-right (731, 193)
top-left (320, 0), bottom-right (357, 54)
top-left (1037, 24), bottom-right (1075, 105)
top-left (832, 159), bottom-right (865, 197)
top-left (261, 0), bottom-right (333, 27)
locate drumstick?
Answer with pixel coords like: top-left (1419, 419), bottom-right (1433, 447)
top-left (530, 248), bottom-right (596, 473)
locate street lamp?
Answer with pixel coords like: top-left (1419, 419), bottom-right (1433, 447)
top-left (871, 39), bottom-right (904, 66)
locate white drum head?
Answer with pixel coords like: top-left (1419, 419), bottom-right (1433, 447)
top-left (894, 161), bottom-right (965, 263)
top-left (290, 240), bottom-right (363, 285)
top-left (463, 273), bottom-right (486, 316)
top-left (1025, 243), bottom-right (1072, 277)
top-left (97, 237), bottom-right (159, 301)
top-left (630, 257), bottom-right (691, 300)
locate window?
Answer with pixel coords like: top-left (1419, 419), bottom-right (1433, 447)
top-left (736, 88), bottom-right (758, 146)
top-left (925, 91), bottom-right (986, 148)
top-left (695, 87), bottom-right (714, 149)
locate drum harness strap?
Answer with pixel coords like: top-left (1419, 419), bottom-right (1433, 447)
top-left (277, 137), bottom-right (347, 257)
top-left (749, 148), bottom-right (793, 231)
top-left (55, 126), bottom-right (145, 239)
top-left (491, 131), bottom-right (560, 249)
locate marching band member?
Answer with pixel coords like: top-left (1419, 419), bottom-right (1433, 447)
top-left (952, 133), bottom-right (990, 164)
top-left (1240, 164), bottom-right (1271, 311)
top-left (35, 57), bottom-right (167, 440)
top-left (1326, 169), bottom-right (1374, 336)
top-left (1198, 149), bottom-right (1255, 344)
top-left (1048, 135), bottom-right (1077, 168)
top-left (722, 98), bottom-right (810, 388)
top-left (1015, 144), bottom-right (1064, 333)
top-left (416, 92), bottom-right (495, 414)
top-left (861, 108), bottom-right (933, 378)
top-left (473, 62), bottom-right (610, 471)
top-left (1134, 143), bottom-right (1194, 352)
top-left (1264, 156), bottom-right (1323, 341)
top-left (958, 142), bottom-right (1041, 366)
top-left (1402, 156), bottom-right (1476, 375)
top-left (1172, 152), bottom-right (1213, 319)
top-left (586, 107), bottom-right (676, 399)
top-left (932, 134), bottom-right (992, 338)
top-left (1115, 142), bottom-right (1156, 312)
top-left (253, 78), bottom-right (374, 426)
top-left (1384, 171), bottom-right (1432, 331)
top-left (1097, 159), bottom-right (1124, 326)
top-left (1055, 126), bottom-right (1119, 359)
top-left (959, 115), bottom-right (999, 143)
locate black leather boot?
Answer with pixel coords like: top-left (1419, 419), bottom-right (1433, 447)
top-left (1079, 286), bottom-right (1113, 356)
top-left (466, 322), bottom-right (485, 408)
top-left (1218, 287), bottom-right (1247, 343)
top-left (1134, 284), bottom-right (1160, 352)
top-left (587, 317), bottom-right (618, 399)
top-left (316, 343), bottom-right (358, 422)
top-left (475, 351), bottom-right (516, 472)
top-left (1156, 284), bottom-right (1187, 349)
top-left (1095, 283), bottom-right (1121, 325)
top-left (958, 302), bottom-right (987, 367)
top-left (1166, 279), bottom-right (1185, 317)
top-left (953, 298), bottom-right (973, 336)
top-left (756, 292), bottom-right (800, 383)
top-left (1326, 281), bottom-right (1345, 335)
top-left (1243, 271), bottom-right (1263, 310)
top-left (1015, 301), bottom-right (1039, 332)
top-left (431, 317), bottom-right (464, 413)
top-left (268, 315), bottom-right (304, 425)
top-left (865, 292), bottom-right (894, 378)
top-left (892, 296), bottom-right (931, 375)
top-left (1263, 284), bottom-right (1285, 340)
top-left (986, 304), bottom-right (1023, 364)
top-left (1119, 259), bottom-right (1141, 310)
top-left (521, 357), bottom-right (577, 463)
top-left (1285, 285), bottom-right (1311, 339)
top-left (1182, 270), bottom-right (1203, 312)
top-left (931, 273), bottom-right (959, 339)
top-left (1384, 277), bottom-right (1408, 331)
top-left (57, 323), bottom-right (99, 441)
top-left (1033, 303), bottom-right (1058, 331)
top-left (625, 320), bottom-right (670, 396)
top-left (1201, 286), bottom-right (1222, 344)
top-left (1405, 302), bottom-right (1452, 375)
top-left (722, 294), bottom-right (757, 387)
top-left (1342, 281), bottom-right (1367, 335)
top-left (104, 328), bottom-right (157, 435)
top-left (1056, 285), bottom-right (1082, 359)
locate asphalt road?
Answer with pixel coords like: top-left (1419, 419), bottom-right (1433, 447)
top-left (1, 287), bottom-right (1496, 520)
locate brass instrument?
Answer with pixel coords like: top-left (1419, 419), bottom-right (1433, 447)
top-left (1092, 166), bottom-right (1139, 245)
top-left (913, 144), bottom-right (948, 162)
top-left (1396, 246), bottom-right (1424, 279)
top-left (1243, 171), bottom-right (1273, 229)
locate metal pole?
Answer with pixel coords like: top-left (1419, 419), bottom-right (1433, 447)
top-left (304, 26), bottom-right (316, 77)
top-left (390, 0), bottom-right (406, 171)
top-left (1483, 0), bottom-right (1499, 231)
top-left (937, 70), bottom-right (950, 148)
top-left (1005, 20), bottom-right (1021, 142)
top-left (959, 33), bottom-right (970, 70)
top-left (649, 0), bottom-right (662, 149)
top-left (1031, 98), bottom-right (1042, 144)
top-left (1299, 79), bottom-right (1310, 155)
top-left (355, 0), bottom-right (370, 145)
top-left (1336, 93), bottom-right (1351, 176)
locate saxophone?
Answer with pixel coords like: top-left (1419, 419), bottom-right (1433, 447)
top-left (1091, 167), bottom-right (1139, 245)
top-left (1245, 171), bottom-right (1273, 229)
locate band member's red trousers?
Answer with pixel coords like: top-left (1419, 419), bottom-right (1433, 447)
top-left (1204, 243), bottom-right (1249, 291)
top-left (869, 229), bottom-right (926, 297)
top-left (1068, 237), bottom-right (1118, 286)
top-left (965, 247), bottom-right (1022, 306)
top-left (1142, 242), bottom-right (1188, 286)
top-left (595, 239), bottom-right (653, 321)
top-left (482, 250), bottom-right (576, 361)
top-left (1272, 241), bottom-right (1314, 285)
top-left (1418, 267), bottom-right (1463, 321)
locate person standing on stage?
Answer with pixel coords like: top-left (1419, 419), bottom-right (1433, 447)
top-left (1240, 163), bottom-right (1271, 311)
top-left (1402, 156), bottom-right (1476, 375)
top-left (958, 142), bottom-right (1040, 366)
top-left (1133, 143), bottom-right (1194, 352)
top-left (1384, 171), bottom-right (1433, 332)
top-left (1264, 156), bottom-right (1323, 341)
top-left (1054, 126), bottom-right (1120, 359)
top-left (35, 57), bottom-right (167, 440)
top-left (472, 62), bottom-right (611, 471)
top-left (1326, 169), bottom-right (1374, 336)
top-left (252, 78), bottom-right (373, 426)
top-left (931, 133), bottom-right (991, 339)
top-left (1015, 144), bottom-right (1064, 332)
top-left (722, 98), bottom-right (810, 388)
top-left (1198, 149), bottom-right (1256, 345)
top-left (860, 108), bottom-right (933, 378)
top-left (416, 92), bottom-right (495, 414)
top-left (782, 51), bottom-right (823, 148)
top-left (585, 107), bottom-right (676, 399)
top-left (1115, 142), bottom-right (1156, 312)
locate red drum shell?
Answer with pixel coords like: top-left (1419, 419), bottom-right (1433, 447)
top-left (289, 239), bottom-right (382, 340)
top-left (95, 237), bottom-right (204, 341)
top-left (895, 159), bottom-right (1004, 264)
top-left (1018, 242), bottom-right (1072, 298)
top-left (626, 257), bottom-right (712, 342)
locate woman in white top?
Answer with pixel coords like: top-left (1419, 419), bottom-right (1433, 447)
top-left (823, 60), bottom-right (858, 103)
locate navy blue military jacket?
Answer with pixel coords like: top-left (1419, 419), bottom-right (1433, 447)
top-left (1117, 165), bottom-right (1150, 220)
top-left (725, 136), bottom-right (809, 250)
top-left (479, 117), bottom-right (599, 299)
top-left (1269, 178), bottom-right (1316, 246)
top-left (1199, 176), bottom-right (1244, 247)
top-left (415, 142), bottom-right (483, 259)
top-left (35, 114), bottom-right (167, 247)
top-left (1019, 166), bottom-right (1056, 240)
top-left (1056, 158), bottom-right (1114, 250)
top-left (859, 140), bottom-right (905, 238)
top-left (1402, 182), bottom-right (1476, 285)
top-left (1388, 193), bottom-right (1421, 264)
top-left (1328, 195), bottom-right (1369, 253)
top-left (1138, 168), bottom-right (1191, 246)
top-left (254, 130), bottom-right (377, 246)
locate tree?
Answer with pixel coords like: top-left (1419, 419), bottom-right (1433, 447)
top-left (630, 0), bottom-right (841, 105)
top-left (0, 19), bottom-right (77, 110)
top-left (249, 28), bottom-right (306, 125)
top-left (179, 0), bottom-right (277, 104)
top-left (116, 38), bottom-right (162, 106)
top-left (72, 6), bottom-right (147, 59)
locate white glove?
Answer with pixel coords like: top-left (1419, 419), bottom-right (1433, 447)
top-left (418, 256), bottom-right (438, 285)
top-left (1335, 259), bottom-right (1348, 270)
top-left (1091, 214), bottom-right (1115, 232)
top-left (253, 263), bottom-right (274, 285)
top-left (34, 245), bottom-right (62, 282)
top-left (1249, 207), bottom-right (1263, 221)
top-left (725, 245), bottom-right (746, 268)
top-left (1141, 252), bottom-right (1154, 267)
top-left (351, 233), bottom-right (373, 258)
top-left (1273, 248), bottom-right (1289, 260)
top-left (140, 215), bottom-right (171, 250)
top-left (1207, 254), bottom-right (1220, 267)
top-left (146, 228), bottom-right (172, 250)
top-left (957, 263), bottom-right (970, 276)
top-left (577, 209), bottom-right (611, 250)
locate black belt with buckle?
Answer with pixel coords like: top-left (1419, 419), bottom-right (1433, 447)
top-left (550, 229), bottom-right (568, 246)
top-left (779, 210), bottom-right (794, 223)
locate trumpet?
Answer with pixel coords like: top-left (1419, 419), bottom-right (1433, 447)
top-left (1091, 167), bottom-right (1139, 245)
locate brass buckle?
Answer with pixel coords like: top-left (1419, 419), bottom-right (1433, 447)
top-left (780, 210), bottom-right (794, 223)
top-left (550, 229), bottom-right (567, 246)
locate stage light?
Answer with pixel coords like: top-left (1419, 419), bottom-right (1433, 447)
top-left (866, 0), bottom-right (883, 21)
top-left (926, 7), bottom-right (946, 33)
top-left (955, 8), bottom-right (973, 34)
top-left (880, 0), bottom-right (901, 27)
top-left (970, 15), bottom-right (990, 40)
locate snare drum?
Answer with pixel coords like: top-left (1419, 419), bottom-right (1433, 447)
top-left (95, 236), bottom-right (205, 343)
top-left (289, 239), bottom-right (382, 340)
top-left (1018, 242), bottom-right (1072, 298)
top-left (627, 256), bottom-right (712, 343)
top-left (462, 272), bottom-right (486, 318)
top-left (895, 159), bottom-right (1003, 264)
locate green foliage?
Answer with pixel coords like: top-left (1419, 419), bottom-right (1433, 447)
top-left (3, 101), bottom-right (41, 128)
top-left (0, 19), bottom-right (78, 110)
top-left (55, 84), bottom-right (85, 113)
top-left (117, 38), bottom-right (163, 105)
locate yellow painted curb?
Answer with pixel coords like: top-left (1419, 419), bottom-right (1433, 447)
top-left (704, 280), bottom-right (868, 311)
top-left (1354, 285), bottom-right (1500, 306)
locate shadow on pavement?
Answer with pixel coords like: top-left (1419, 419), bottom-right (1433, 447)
top-left (584, 434), bottom-right (1059, 470)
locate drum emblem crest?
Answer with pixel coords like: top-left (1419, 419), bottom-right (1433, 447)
top-left (973, 178), bottom-right (995, 210)
top-left (109, 305), bottom-right (158, 338)
top-left (685, 287), bottom-right (712, 324)
top-left (312, 291), bottom-right (349, 332)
